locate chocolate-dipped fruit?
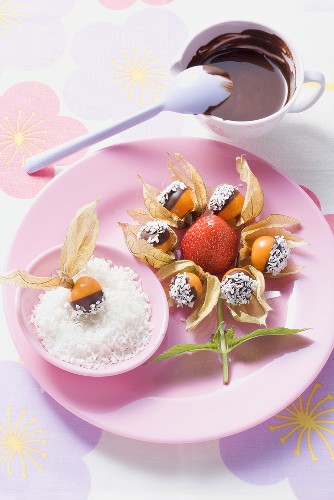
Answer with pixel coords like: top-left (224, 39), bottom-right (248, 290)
top-left (251, 235), bottom-right (290, 276)
top-left (156, 180), bottom-right (194, 219)
top-left (169, 271), bottom-right (203, 308)
top-left (207, 184), bottom-right (245, 222)
top-left (70, 276), bottom-right (104, 313)
top-left (138, 220), bottom-right (173, 253)
top-left (221, 267), bottom-right (257, 305)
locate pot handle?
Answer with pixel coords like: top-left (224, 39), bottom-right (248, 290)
top-left (288, 70), bottom-right (325, 113)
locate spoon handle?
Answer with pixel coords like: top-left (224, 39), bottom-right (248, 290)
top-left (25, 103), bottom-right (164, 174)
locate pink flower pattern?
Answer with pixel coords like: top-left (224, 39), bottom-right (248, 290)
top-left (99, 0), bottom-right (172, 9)
top-left (0, 82), bottom-right (87, 199)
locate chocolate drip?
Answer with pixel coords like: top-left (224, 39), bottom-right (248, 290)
top-left (212, 189), bottom-right (239, 215)
top-left (70, 290), bottom-right (104, 313)
top-left (140, 227), bottom-right (170, 246)
top-left (189, 286), bottom-right (198, 301)
top-left (163, 186), bottom-right (185, 211)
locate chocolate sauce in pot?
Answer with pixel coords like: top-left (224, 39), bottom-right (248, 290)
top-left (188, 29), bottom-right (296, 121)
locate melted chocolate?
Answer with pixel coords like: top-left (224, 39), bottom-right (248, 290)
top-left (163, 186), bottom-right (185, 211)
top-left (70, 290), bottom-right (104, 313)
top-left (203, 65), bottom-right (233, 114)
top-left (140, 227), bottom-right (170, 246)
top-left (189, 286), bottom-right (198, 301)
top-left (212, 189), bottom-right (239, 215)
top-left (188, 29), bottom-right (296, 121)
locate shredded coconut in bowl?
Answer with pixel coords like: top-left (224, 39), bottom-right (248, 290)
top-left (30, 257), bottom-right (154, 370)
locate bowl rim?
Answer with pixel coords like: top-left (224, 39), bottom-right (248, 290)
top-left (15, 242), bottom-right (169, 377)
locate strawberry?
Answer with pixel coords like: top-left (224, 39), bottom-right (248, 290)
top-left (180, 214), bottom-right (238, 275)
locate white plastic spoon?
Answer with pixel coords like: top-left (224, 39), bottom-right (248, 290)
top-left (25, 65), bottom-right (232, 174)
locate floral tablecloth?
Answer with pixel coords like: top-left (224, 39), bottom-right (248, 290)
top-left (1, 1), bottom-right (333, 499)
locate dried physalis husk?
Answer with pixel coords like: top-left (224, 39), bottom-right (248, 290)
top-left (186, 272), bottom-right (221, 331)
top-left (0, 199), bottom-right (100, 291)
top-left (168, 153), bottom-right (207, 215)
top-left (119, 210), bottom-right (178, 270)
top-left (0, 271), bottom-right (69, 290)
top-left (239, 214), bottom-right (308, 278)
top-left (221, 266), bottom-right (272, 325)
top-left (156, 260), bottom-right (221, 331)
top-left (139, 153), bottom-right (207, 229)
top-left (235, 155), bottom-right (264, 226)
top-left (127, 209), bottom-right (155, 226)
top-left (206, 155), bottom-right (264, 228)
top-left (60, 199), bottom-right (99, 280)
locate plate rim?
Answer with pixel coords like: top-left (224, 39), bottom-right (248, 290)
top-left (3, 136), bottom-right (334, 443)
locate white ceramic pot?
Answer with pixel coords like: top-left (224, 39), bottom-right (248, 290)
top-left (169, 20), bottom-right (325, 140)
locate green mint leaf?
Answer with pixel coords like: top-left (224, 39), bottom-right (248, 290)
top-left (147, 342), bottom-right (219, 364)
top-left (227, 327), bottom-right (309, 352)
top-left (211, 321), bottom-right (224, 346)
top-left (226, 326), bottom-right (235, 344)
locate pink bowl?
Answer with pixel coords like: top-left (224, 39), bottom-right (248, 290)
top-left (15, 242), bottom-right (169, 377)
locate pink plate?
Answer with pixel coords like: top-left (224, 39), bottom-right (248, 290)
top-left (4, 137), bottom-right (334, 443)
top-left (15, 243), bottom-right (169, 377)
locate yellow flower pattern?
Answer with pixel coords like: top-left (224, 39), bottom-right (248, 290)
top-left (0, 110), bottom-right (47, 167)
top-left (305, 82), bottom-right (334, 91)
top-left (112, 46), bottom-right (166, 103)
top-left (0, 406), bottom-right (47, 478)
top-left (0, 0), bottom-right (26, 35)
top-left (269, 382), bottom-right (334, 460)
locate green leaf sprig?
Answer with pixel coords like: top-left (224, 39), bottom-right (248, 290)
top-left (148, 296), bottom-right (309, 385)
